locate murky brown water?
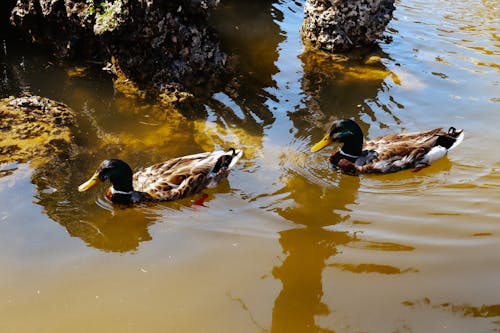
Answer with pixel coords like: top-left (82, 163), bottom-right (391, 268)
top-left (1, 0), bottom-right (499, 332)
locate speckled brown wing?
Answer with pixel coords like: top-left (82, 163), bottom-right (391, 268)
top-left (359, 128), bottom-right (445, 173)
top-left (131, 151), bottom-right (240, 201)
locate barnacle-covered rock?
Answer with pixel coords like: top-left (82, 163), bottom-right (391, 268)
top-left (302, 0), bottom-right (395, 52)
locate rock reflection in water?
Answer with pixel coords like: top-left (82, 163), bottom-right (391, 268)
top-left (293, 46), bottom-right (397, 141)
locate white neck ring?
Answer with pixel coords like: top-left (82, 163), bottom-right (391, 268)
top-left (110, 187), bottom-right (133, 195)
top-left (339, 149), bottom-right (360, 159)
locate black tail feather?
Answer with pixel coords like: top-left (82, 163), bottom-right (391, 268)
top-left (435, 127), bottom-right (462, 149)
top-left (211, 153), bottom-right (234, 174)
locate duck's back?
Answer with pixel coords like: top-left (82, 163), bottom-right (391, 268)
top-left (358, 128), bottom-right (448, 173)
top-left (132, 150), bottom-right (242, 201)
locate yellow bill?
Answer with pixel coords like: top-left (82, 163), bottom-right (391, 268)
top-left (78, 172), bottom-right (100, 192)
top-left (310, 134), bottom-right (333, 152)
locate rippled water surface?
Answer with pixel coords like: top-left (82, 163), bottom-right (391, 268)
top-left (1, 0), bottom-right (499, 332)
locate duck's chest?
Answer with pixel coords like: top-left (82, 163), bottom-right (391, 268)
top-left (106, 187), bottom-right (150, 204)
top-left (330, 149), bottom-right (379, 168)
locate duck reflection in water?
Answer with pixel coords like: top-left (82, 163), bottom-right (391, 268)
top-left (267, 45), bottom-right (396, 332)
top-left (31, 157), bottom-right (163, 252)
top-left (271, 172), bottom-right (360, 333)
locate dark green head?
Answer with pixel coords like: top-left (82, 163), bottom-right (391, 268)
top-left (311, 119), bottom-right (364, 155)
top-left (78, 159), bottom-right (134, 193)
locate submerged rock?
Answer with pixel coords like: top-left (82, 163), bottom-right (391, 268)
top-left (302, 0), bottom-right (395, 52)
top-left (0, 95), bottom-right (77, 165)
top-left (9, 0), bottom-right (227, 97)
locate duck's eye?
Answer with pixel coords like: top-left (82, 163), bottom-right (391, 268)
top-left (99, 171), bottom-right (109, 181)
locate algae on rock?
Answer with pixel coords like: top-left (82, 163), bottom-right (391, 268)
top-left (0, 95), bottom-right (77, 165)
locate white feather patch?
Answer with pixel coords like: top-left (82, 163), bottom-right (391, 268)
top-left (422, 146), bottom-right (448, 165)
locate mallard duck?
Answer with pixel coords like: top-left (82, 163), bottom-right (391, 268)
top-left (78, 148), bottom-right (243, 204)
top-left (311, 119), bottom-right (464, 175)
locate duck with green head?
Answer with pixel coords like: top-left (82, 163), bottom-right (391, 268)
top-left (78, 148), bottom-right (243, 204)
top-left (311, 119), bottom-right (464, 175)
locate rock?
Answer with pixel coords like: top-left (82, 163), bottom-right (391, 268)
top-left (8, 0), bottom-right (227, 96)
top-left (10, 0), bottom-right (99, 59)
top-left (302, 0), bottom-right (395, 52)
top-left (0, 95), bottom-right (77, 165)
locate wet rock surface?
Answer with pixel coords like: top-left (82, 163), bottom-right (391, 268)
top-left (302, 0), bottom-right (395, 52)
top-left (0, 95), bottom-right (77, 165)
top-left (9, 0), bottom-right (227, 96)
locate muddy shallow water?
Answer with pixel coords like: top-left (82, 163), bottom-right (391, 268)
top-left (1, 0), bottom-right (499, 332)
